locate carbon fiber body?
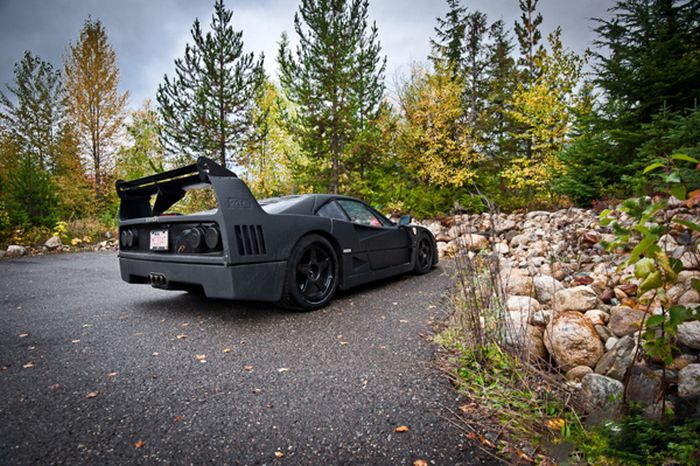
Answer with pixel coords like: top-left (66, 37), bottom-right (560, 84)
top-left (116, 157), bottom-right (438, 302)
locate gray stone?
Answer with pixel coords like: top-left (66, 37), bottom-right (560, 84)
top-left (533, 275), bottom-right (564, 304)
top-left (595, 324), bottom-right (613, 341)
top-left (44, 236), bottom-right (62, 249)
top-left (595, 335), bottom-right (637, 381)
top-left (626, 365), bottom-right (662, 406)
top-left (676, 321), bottom-right (700, 350)
top-left (608, 306), bottom-right (646, 337)
top-left (581, 373), bottom-right (623, 412)
top-left (531, 309), bottom-right (552, 326)
top-left (5, 245), bottom-right (27, 257)
top-left (554, 286), bottom-right (598, 313)
top-left (501, 268), bottom-right (534, 297)
top-left (495, 219), bottom-right (516, 234)
top-left (605, 337), bottom-right (618, 352)
top-left (678, 364), bottom-right (700, 398)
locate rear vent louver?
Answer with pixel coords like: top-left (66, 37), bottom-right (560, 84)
top-left (234, 225), bottom-right (266, 256)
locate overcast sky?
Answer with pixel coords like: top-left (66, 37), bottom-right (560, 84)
top-left (0, 0), bottom-right (615, 108)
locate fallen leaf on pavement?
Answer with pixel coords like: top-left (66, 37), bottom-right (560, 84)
top-left (176, 334), bottom-right (187, 340)
top-left (23, 362), bottom-right (35, 369)
top-left (252, 388), bottom-right (262, 394)
top-left (134, 440), bottom-right (145, 449)
top-left (222, 348), bottom-right (232, 353)
top-left (277, 367), bottom-right (289, 373)
top-left (274, 451), bottom-right (284, 458)
top-left (459, 403), bottom-right (476, 413)
top-left (244, 365), bottom-right (254, 371)
top-left (71, 339), bottom-right (80, 344)
top-left (152, 352), bottom-right (160, 357)
top-left (414, 460), bottom-right (428, 466)
top-left (18, 333), bottom-right (29, 338)
top-left (85, 390), bottom-right (99, 398)
top-left (107, 371), bottom-right (118, 377)
top-left (339, 341), bottom-right (348, 346)
top-left (180, 322), bottom-right (190, 327)
top-left (395, 425), bottom-right (409, 433)
top-left (516, 449), bottom-right (535, 463)
top-left (174, 415), bottom-right (183, 422)
top-left (49, 383), bottom-right (60, 390)
top-left (466, 432), bottom-right (478, 440)
top-left (195, 354), bottom-right (207, 363)
top-left (479, 435), bottom-right (496, 449)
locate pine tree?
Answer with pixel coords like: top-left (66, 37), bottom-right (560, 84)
top-left (240, 79), bottom-right (297, 197)
top-left (64, 18), bottom-right (128, 196)
top-left (591, 0), bottom-right (700, 176)
top-left (463, 11), bottom-right (488, 128)
top-left (0, 51), bottom-right (63, 172)
top-left (277, 0), bottom-right (386, 194)
top-left (483, 20), bottom-right (517, 164)
top-left (514, 0), bottom-right (544, 84)
top-left (430, 0), bottom-right (467, 74)
top-left (157, 0), bottom-right (264, 167)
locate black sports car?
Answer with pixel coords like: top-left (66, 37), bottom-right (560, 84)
top-left (116, 157), bottom-right (438, 310)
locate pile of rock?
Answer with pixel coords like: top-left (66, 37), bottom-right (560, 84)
top-left (423, 206), bottom-right (700, 416)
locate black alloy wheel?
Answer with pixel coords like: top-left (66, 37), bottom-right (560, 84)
top-left (414, 235), bottom-right (434, 274)
top-left (281, 234), bottom-right (339, 310)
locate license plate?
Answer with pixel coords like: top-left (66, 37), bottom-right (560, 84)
top-left (150, 230), bottom-right (169, 251)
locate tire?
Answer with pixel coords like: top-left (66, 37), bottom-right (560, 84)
top-left (413, 233), bottom-right (435, 274)
top-left (280, 234), bottom-right (339, 311)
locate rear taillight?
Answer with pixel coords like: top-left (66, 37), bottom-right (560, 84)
top-left (120, 229), bottom-right (136, 248)
top-left (205, 226), bottom-right (220, 249)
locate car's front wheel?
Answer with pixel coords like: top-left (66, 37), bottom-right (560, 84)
top-left (280, 234), bottom-right (339, 311)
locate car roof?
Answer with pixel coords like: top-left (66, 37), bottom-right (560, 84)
top-left (258, 194), bottom-right (360, 215)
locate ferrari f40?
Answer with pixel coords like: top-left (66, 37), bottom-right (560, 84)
top-left (116, 157), bottom-right (438, 310)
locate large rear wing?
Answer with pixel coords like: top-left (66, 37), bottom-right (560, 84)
top-left (115, 157), bottom-right (236, 220)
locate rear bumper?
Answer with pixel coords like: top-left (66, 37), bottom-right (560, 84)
top-left (118, 256), bottom-right (287, 301)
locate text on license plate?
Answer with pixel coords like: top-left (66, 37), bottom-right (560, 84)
top-left (150, 230), bottom-right (168, 251)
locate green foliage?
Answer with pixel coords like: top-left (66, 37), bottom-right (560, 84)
top-left (277, 0), bottom-right (386, 194)
top-left (5, 155), bottom-right (58, 228)
top-left (588, 0), bottom-right (700, 190)
top-left (576, 407), bottom-right (700, 465)
top-left (116, 101), bottom-right (166, 181)
top-left (157, 0), bottom-right (264, 167)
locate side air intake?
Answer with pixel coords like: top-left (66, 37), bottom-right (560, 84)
top-left (234, 225), bottom-right (266, 256)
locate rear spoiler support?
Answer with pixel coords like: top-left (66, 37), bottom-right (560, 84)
top-left (115, 157), bottom-right (236, 220)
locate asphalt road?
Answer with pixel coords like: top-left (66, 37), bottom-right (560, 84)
top-left (0, 251), bottom-right (492, 465)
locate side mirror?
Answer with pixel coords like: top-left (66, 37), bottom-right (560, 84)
top-left (398, 215), bottom-right (412, 226)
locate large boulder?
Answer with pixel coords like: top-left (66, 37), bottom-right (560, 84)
top-left (460, 234), bottom-right (489, 251)
top-left (581, 373), bottom-right (624, 412)
top-left (595, 335), bottom-right (637, 381)
top-left (501, 268), bottom-right (534, 297)
top-left (544, 311), bottom-right (604, 371)
top-left (506, 296), bottom-right (541, 314)
top-left (533, 275), bottom-right (564, 304)
top-left (5, 245), bottom-right (27, 257)
top-left (44, 236), bottom-right (62, 249)
top-left (678, 364), bottom-right (700, 398)
top-left (608, 306), bottom-right (646, 337)
top-left (554, 286), bottom-right (598, 313)
top-left (677, 321), bottom-right (700, 350)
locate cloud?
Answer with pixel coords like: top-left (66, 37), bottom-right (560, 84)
top-left (0, 0), bottom-right (615, 108)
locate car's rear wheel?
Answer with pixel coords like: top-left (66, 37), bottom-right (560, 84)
top-left (280, 234), bottom-right (339, 311)
top-left (413, 234), bottom-right (434, 274)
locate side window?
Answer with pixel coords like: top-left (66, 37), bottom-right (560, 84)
top-left (317, 201), bottom-right (348, 220)
top-left (337, 200), bottom-right (383, 227)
